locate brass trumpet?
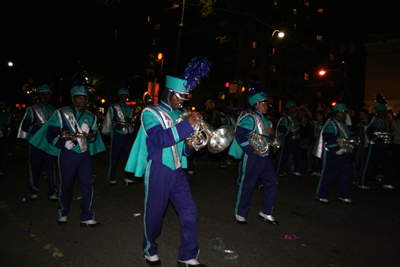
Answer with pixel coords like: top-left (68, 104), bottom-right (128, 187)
top-left (59, 128), bottom-right (98, 140)
top-left (175, 111), bottom-right (234, 153)
top-left (374, 132), bottom-right (392, 143)
top-left (247, 132), bottom-right (283, 157)
top-left (337, 137), bottom-right (360, 153)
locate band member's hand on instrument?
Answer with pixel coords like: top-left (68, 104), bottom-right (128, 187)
top-left (81, 123), bottom-right (90, 134)
top-left (185, 140), bottom-right (194, 149)
top-left (187, 111), bottom-right (203, 125)
top-left (65, 140), bottom-right (76, 150)
top-left (253, 150), bottom-right (261, 155)
top-left (266, 125), bottom-right (274, 136)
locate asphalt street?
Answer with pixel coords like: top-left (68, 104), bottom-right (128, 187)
top-left (1, 141), bottom-right (399, 267)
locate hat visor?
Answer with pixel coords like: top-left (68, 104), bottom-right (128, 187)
top-left (174, 92), bottom-right (189, 100)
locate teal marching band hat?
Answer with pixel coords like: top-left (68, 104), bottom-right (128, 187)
top-left (36, 84), bottom-right (51, 94)
top-left (332, 103), bottom-right (347, 112)
top-left (284, 101), bottom-right (296, 109)
top-left (118, 88), bottom-right (130, 95)
top-left (374, 103), bottom-right (387, 112)
top-left (71, 71), bottom-right (89, 97)
top-left (374, 94), bottom-right (388, 112)
top-left (228, 105), bottom-right (238, 111)
top-left (71, 86), bottom-right (88, 97)
top-left (248, 92), bottom-right (268, 107)
top-left (165, 76), bottom-right (190, 100)
top-left (165, 56), bottom-right (212, 100)
top-left (247, 81), bottom-right (269, 107)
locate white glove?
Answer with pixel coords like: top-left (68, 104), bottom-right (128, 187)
top-left (345, 114), bottom-right (352, 126)
top-left (81, 123), bottom-right (90, 134)
top-left (335, 148), bottom-right (345, 155)
top-left (65, 140), bottom-right (75, 150)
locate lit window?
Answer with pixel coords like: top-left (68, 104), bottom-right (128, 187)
top-left (316, 35), bottom-right (323, 41)
top-left (272, 47), bottom-right (276, 55)
top-left (252, 41), bottom-right (258, 49)
top-left (147, 16), bottom-right (151, 23)
top-left (304, 0), bottom-right (309, 6)
top-left (154, 24), bottom-right (160, 30)
top-left (274, 0), bottom-right (278, 5)
top-left (330, 54), bottom-right (334, 60)
top-left (252, 58), bottom-right (259, 67)
top-left (304, 73), bottom-right (309, 80)
top-left (172, 3), bottom-right (179, 9)
top-left (293, 8), bottom-right (297, 15)
top-left (318, 8), bottom-right (323, 14)
top-left (270, 64), bottom-right (277, 72)
top-left (293, 24), bottom-right (297, 30)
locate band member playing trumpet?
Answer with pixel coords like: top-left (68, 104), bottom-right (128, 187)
top-left (314, 103), bottom-right (355, 203)
top-left (229, 81), bottom-right (279, 226)
top-left (276, 100), bottom-right (303, 177)
top-left (29, 73), bottom-right (105, 227)
top-left (102, 87), bottom-right (135, 185)
top-left (17, 84), bottom-right (57, 201)
top-left (125, 57), bottom-right (211, 267)
top-left (359, 94), bottom-right (395, 189)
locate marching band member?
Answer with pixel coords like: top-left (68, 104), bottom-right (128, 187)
top-left (359, 94), bottom-right (395, 189)
top-left (314, 103), bottom-right (355, 203)
top-left (125, 57), bottom-right (211, 267)
top-left (17, 84), bottom-right (57, 201)
top-left (229, 81), bottom-right (279, 226)
top-left (276, 99), bottom-right (303, 177)
top-left (102, 86), bottom-right (135, 185)
top-left (29, 73), bottom-right (105, 227)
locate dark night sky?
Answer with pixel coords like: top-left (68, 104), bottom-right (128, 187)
top-left (1, 0), bottom-right (398, 106)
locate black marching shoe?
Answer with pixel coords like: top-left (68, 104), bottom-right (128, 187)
top-left (177, 259), bottom-right (207, 267)
top-left (258, 212), bottom-right (279, 226)
top-left (144, 255), bottom-right (161, 266)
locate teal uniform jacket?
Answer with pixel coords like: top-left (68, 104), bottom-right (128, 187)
top-left (17, 103), bottom-right (56, 140)
top-left (228, 111), bottom-right (272, 159)
top-left (102, 102), bottom-right (135, 135)
top-left (29, 107), bottom-right (105, 156)
top-left (125, 102), bottom-right (194, 177)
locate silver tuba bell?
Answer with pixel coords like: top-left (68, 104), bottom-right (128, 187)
top-left (337, 137), bottom-right (360, 153)
top-left (175, 111), bottom-right (234, 153)
top-left (247, 132), bottom-right (283, 157)
top-left (374, 132), bottom-right (392, 143)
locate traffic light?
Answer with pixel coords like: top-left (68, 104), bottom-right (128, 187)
top-left (156, 52), bottom-right (163, 62)
top-left (154, 52), bottom-right (164, 78)
top-left (147, 52), bottom-right (156, 75)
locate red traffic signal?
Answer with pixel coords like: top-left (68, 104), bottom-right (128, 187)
top-left (156, 52), bottom-right (163, 61)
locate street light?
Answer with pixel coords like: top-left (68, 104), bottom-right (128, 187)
top-left (318, 68), bottom-right (346, 89)
top-left (8, 62), bottom-right (13, 67)
top-left (266, 30), bottom-right (284, 90)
